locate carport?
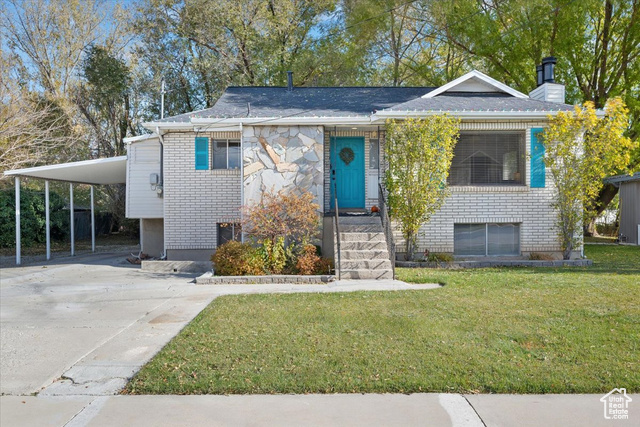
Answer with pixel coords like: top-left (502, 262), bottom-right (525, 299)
top-left (4, 156), bottom-right (127, 265)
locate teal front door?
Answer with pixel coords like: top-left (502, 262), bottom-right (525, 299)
top-left (331, 137), bottom-right (365, 209)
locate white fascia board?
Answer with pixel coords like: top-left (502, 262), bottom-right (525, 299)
top-left (372, 110), bottom-right (565, 122)
top-left (191, 125), bottom-right (242, 132)
top-left (190, 117), bottom-right (372, 126)
top-left (123, 133), bottom-right (158, 144)
top-left (143, 121), bottom-right (196, 131)
top-left (145, 117), bottom-right (372, 131)
top-left (423, 70), bottom-right (528, 99)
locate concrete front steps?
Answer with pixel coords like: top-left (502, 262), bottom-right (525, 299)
top-left (335, 216), bottom-right (393, 280)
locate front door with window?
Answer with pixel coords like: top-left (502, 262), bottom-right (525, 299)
top-left (331, 137), bottom-right (365, 209)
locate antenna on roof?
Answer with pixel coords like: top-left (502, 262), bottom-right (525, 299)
top-left (160, 78), bottom-right (166, 119)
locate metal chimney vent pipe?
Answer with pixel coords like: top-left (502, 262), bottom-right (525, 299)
top-left (536, 65), bottom-right (544, 87)
top-left (287, 71), bottom-right (293, 91)
top-left (542, 56), bottom-right (556, 83)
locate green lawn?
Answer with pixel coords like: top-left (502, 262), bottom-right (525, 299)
top-left (584, 235), bottom-right (618, 244)
top-left (125, 245), bottom-right (640, 395)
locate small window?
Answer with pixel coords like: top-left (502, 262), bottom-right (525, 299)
top-left (454, 223), bottom-right (520, 256)
top-left (217, 223), bottom-right (242, 246)
top-left (213, 139), bottom-right (241, 170)
top-left (369, 138), bottom-right (379, 170)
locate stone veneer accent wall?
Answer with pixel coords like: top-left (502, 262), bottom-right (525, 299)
top-left (163, 131), bottom-right (242, 259)
top-left (243, 126), bottom-right (324, 208)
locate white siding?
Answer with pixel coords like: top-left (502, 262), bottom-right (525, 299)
top-left (529, 83), bottom-right (565, 104)
top-left (126, 139), bottom-right (164, 219)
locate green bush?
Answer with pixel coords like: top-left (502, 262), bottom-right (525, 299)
top-left (427, 252), bottom-right (454, 263)
top-left (211, 241), bottom-right (265, 276)
top-left (529, 252), bottom-right (555, 261)
top-left (0, 188), bottom-right (69, 248)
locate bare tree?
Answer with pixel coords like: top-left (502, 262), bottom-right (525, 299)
top-left (0, 59), bottom-right (83, 184)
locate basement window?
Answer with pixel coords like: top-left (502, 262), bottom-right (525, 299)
top-left (213, 139), bottom-right (241, 170)
top-left (454, 223), bottom-right (520, 256)
top-left (217, 223), bottom-right (242, 246)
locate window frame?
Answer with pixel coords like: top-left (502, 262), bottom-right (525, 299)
top-left (453, 223), bottom-right (521, 256)
top-left (217, 222), bottom-right (242, 247)
top-left (212, 139), bottom-right (241, 170)
top-left (449, 131), bottom-right (526, 187)
top-left (369, 138), bottom-right (380, 170)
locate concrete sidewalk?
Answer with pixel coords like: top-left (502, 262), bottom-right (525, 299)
top-left (1, 393), bottom-right (637, 427)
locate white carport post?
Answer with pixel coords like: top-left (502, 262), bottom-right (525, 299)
top-left (69, 183), bottom-right (75, 256)
top-left (15, 177), bottom-right (20, 265)
top-left (90, 185), bottom-right (95, 252)
top-left (45, 180), bottom-right (51, 260)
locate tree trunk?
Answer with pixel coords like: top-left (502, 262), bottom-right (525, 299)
top-left (584, 183), bottom-right (619, 236)
top-left (404, 232), bottom-right (414, 261)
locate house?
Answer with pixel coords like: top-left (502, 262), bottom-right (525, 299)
top-left (126, 57), bottom-right (581, 274)
top-left (604, 172), bottom-right (640, 245)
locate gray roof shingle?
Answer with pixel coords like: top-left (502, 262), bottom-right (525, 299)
top-left (157, 87), bottom-right (574, 123)
top-left (384, 92), bottom-right (575, 112)
top-left (158, 87), bottom-right (435, 122)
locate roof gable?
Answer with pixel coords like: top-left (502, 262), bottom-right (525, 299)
top-left (423, 70), bottom-right (528, 99)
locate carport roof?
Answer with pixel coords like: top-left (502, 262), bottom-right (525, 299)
top-left (4, 156), bottom-right (127, 185)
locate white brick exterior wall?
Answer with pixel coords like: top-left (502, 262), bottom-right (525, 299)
top-left (393, 120), bottom-right (564, 255)
top-left (163, 131), bottom-right (242, 252)
top-left (161, 120), bottom-right (568, 258)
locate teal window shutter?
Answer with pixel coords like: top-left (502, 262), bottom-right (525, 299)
top-left (530, 128), bottom-right (545, 188)
top-left (195, 137), bottom-right (209, 170)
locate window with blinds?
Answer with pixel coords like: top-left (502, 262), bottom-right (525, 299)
top-left (449, 132), bottom-right (525, 186)
top-left (454, 223), bottom-right (520, 256)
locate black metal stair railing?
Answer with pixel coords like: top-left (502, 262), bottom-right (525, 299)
top-left (333, 179), bottom-right (341, 280)
top-left (378, 183), bottom-right (396, 279)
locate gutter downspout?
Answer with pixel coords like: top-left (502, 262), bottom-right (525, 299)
top-left (156, 126), bottom-right (167, 259)
top-left (155, 127), bottom-right (164, 192)
top-left (240, 121), bottom-right (245, 243)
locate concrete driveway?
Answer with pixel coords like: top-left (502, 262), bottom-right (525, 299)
top-left (1, 252), bottom-right (437, 397)
top-left (0, 252), bottom-right (219, 396)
